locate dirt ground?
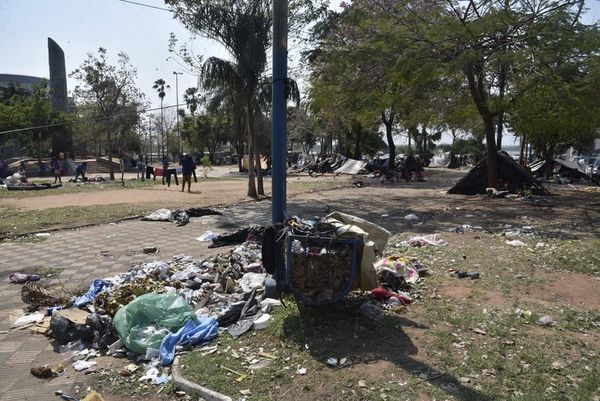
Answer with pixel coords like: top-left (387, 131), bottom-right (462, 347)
top-left (2, 167), bottom-right (599, 401)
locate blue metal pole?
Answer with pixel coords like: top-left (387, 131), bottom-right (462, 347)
top-left (272, 0), bottom-right (288, 224)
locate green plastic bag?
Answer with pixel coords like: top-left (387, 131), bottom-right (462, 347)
top-left (113, 293), bottom-right (197, 354)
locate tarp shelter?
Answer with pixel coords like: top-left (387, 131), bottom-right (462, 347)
top-left (430, 151), bottom-right (451, 168)
top-left (448, 151), bottom-right (549, 195)
top-left (334, 158), bottom-right (367, 175)
top-left (530, 158), bottom-right (586, 178)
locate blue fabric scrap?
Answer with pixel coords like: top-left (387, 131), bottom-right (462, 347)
top-left (159, 317), bottom-right (219, 365)
top-left (74, 279), bottom-right (111, 307)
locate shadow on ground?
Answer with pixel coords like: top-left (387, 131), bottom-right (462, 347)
top-left (282, 299), bottom-right (499, 401)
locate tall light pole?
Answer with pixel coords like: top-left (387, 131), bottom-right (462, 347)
top-left (173, 71), bottom-right (183, 156)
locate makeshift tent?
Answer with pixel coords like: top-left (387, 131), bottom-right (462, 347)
top-left (430, 152), bottom-right (451, 168)
top-left (530, 158), bottom-right (586, 179)
top-left (334, 159), bottom-right (367, 175)
top-left (448, 151), bottom-right (549, 195)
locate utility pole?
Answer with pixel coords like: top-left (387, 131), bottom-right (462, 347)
top-left (173, 71), bottom-right (183, 157)
top-left (272, 0), bottom-right (288, 224)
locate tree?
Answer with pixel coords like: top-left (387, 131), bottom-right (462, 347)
top-left (167, 0), bottom-right (328, 198)
top-left (0, 81), bottom-right (71, 158)
top-left (70, 48), bottom-right (144, 179)
top-left (153, 78), bottom-right (170, 159)
top-left (316, 0), bottom-right (595, 188)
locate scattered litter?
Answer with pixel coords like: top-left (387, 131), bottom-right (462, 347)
top-left (404, 214), bottom-right (420, 222)
top-left (142, 208), bottom-right (222, 227)
top-left (35, 232), bottom-right (51, 237)
top-left (358, 379), bottom-right (367, 388)
top-left (196, 231), bottom-right (219, 242)
top-left (12, 312), bottom-right (45, 327)
top-left (81, 390), bottom-right (106, 401)
top-left (536, 242), bottom-right (545, 249)
top-left (296, 366), bottom-right (307, 375)
top-left (326, 357), bottom-right (339, 366)
top-left (239, 272), bottom-right (266, 293)
top-left (9, 272), bottom-right (41, 284)
top-left (506, 240), bottom-right (527, 247)
top-left (252, 314), bottom-right (271, 330)
top-left (72, 360), bottom-right (97, 371)
top-left (472, 328), bottom-right (487, 335)
top-left (450, 270), bottom-right (480, 280)
top-left (515, 308), bottom-right (532, 318)
top-left (396, 234), bottom-right (447, 247)
top-left (538, 315), bottom-right (555, 326)
top-left (143, 246), bottom-right (158, 254)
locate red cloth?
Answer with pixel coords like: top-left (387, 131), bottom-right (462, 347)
top-left (371, 287), bottom-right (412, 305)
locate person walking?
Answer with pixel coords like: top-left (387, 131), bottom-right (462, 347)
top-left (162, 156), bottom-right (170, 187)
top-left (180, 153), bottom-right (194, 193)
top-left (51, 157), bottom-right (62, 184)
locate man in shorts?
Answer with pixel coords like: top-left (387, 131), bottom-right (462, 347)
top-left (180, 153), bottom-right (194, 193)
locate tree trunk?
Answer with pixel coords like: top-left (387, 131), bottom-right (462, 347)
top-left (353, 123), bottom-right (361, 159)
top-left (465, 64), bottom-right (498, 188)
top-left (235, 110), bottom-right (244, 173)
top-left (519, 133), bottom-right (527, 166)
top-left (107, 131), bottom-right (115, 180)
top-left (382, 111), bottom-right (395, 171)
top-left (496, 64), bottom-right (507, 150)
top-left (245, 101), bottom-right (258, 198)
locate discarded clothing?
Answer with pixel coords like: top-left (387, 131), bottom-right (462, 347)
top-left (142, 208), bottom-right (222, 226)
top-left (371, 287), bottom-right (412, 305)
top-left (74, 279), bottom-right (111, 307)
top-left (209, 226), bottom-right (265, 248)
top-left (159, 317), bottom-right (219, 365)
top-left (9, 272), bottom-right (41, 284)
top-left (375, 257), bottom-right (419, 285)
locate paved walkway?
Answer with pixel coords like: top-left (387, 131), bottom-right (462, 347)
top-left (0, 201), bottom-right (277, 401)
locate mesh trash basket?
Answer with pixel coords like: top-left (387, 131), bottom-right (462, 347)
top-left (286, 234), bottom-right (359, 306)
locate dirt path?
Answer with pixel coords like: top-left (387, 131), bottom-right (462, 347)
top-left (0, 174), bottom-right (355, 211)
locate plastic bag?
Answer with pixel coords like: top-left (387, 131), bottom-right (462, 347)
top-left (113, 293), bottom-right (197, 355)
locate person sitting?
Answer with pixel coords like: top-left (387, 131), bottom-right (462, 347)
top-left (74, 162), bottom-right (88, 181)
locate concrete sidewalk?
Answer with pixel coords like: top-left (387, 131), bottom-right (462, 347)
top-left (0, 203), bottom-right (274, 401)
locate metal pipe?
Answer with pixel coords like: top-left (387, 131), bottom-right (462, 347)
top-left (173, 71), bottom-right (183, 156)
top-left (272, 0), bottom-right (288, 224)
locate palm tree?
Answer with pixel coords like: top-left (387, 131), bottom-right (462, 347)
top-left (169, 0), bottom-right (271, 198)
top-left (153, 78), bottom-right (170, 159)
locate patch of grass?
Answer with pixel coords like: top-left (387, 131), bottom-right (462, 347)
top-left (0, 179), bottom-right (162, 199)
top-left (0, 203), bottom-right (154, 239)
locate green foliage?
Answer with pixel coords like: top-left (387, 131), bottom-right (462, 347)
top-left (70, 48), bottom-right (145, 177)
top-left (0, 81), bottom-right (71, 157)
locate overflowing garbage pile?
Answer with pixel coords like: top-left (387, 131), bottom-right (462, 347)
top-left (10, 212), bottom-right (434, 393)
top-left (11, 240), bottom-right (283, 389)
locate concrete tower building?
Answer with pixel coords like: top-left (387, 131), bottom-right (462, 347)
top-left (47, 37), bottom-right (73, 157)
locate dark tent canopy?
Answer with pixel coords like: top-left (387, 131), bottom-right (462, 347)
top-left (448, 151), bottom-right (549, 195)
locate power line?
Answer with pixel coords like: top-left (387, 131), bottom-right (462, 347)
top-left (0, 104), bottom-right (182, 136)
top-left (117, 0), bottom-right (171, 12)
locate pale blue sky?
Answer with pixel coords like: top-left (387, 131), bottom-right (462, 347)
top-left (1, 0), bottom-right (598, 125)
